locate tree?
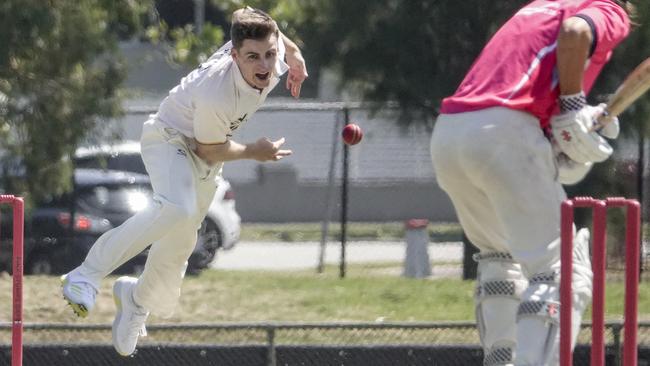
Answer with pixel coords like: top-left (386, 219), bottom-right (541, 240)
top-left (0, 0), bottom-right (152, 205)
top-left (161, 0), bottom-right (650, 125)
top-left (198, 1), bottom-right (522, 119)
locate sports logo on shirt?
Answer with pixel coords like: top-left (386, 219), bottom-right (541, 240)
top-left (227, 114), bottom-right (248, 137)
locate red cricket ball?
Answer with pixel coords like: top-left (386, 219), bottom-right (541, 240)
top-left (342, 123), bottom-right (363, 145)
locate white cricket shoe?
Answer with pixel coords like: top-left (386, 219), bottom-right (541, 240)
top-left (112, 276), bottom-right (149, 356)
top-left (61, 273), bottom-right (97, 318)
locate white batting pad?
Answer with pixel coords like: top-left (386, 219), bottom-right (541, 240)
top-left (515, 278), bottom-right (560, 366)
top-left (514, 229), bottom-right (593, 365)
top-left (474, 252), bottom-right (528, 366)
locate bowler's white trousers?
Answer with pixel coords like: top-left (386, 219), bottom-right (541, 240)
top-left (72, 118), bottom-right (220, 316)
top-left (431, 107), bottom-right (565, 276)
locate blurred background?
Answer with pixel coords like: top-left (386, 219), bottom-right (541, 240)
top-left (1, 1), bottom-right (650, 365)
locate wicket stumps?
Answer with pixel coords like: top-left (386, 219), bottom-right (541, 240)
top-left (560, 197), bottom-right (640, 366)
top-left (0, 195), bottom-right (24, 366)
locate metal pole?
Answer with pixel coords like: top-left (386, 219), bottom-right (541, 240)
top-left (340, 108), bottom-right (350, 279)
top-left (69, 160), bottom-right (77, 245)
top-left (613, 323), bottom-right (622, 366)
top-left (637, 134), bottom-right (644, 216)
top-left (318, 113), bottom-right (342, 273)
top-left (266, 326), bottom-right (276, 366)
top-left (193, 0), bottom-right (205, 34)
top-left (637, 133), bottom-right (645, 279)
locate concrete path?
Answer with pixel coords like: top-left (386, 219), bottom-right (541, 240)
top-left (211, 241), bottom-right (462, 271)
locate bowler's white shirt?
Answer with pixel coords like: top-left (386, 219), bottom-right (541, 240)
top-left (155, 39), bottom-right (288, 144)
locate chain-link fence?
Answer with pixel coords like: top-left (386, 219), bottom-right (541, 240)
top-left (1, 321), bottom-right (649, 365)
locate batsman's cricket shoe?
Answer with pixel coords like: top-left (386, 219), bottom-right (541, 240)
top-left (112, 276), bottom-right (149, 356)
top-left (61, 273), bottom-right (97, 318)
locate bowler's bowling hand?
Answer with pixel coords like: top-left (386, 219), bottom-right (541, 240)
top-left (248, 137), bottom-right (292, 162)
top-left (285, 52), bottom-right (308, 98)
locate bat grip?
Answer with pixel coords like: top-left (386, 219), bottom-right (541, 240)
top-left (589, 109), bottom-right (611, 132)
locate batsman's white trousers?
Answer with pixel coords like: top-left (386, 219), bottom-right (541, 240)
top-left (430, 107), bottom-right (565, 277)
top-left (74, 117), bottom-right (220, 316)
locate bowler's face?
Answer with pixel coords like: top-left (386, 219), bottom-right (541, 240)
top-left (232, 33), bottom-right (279, 91)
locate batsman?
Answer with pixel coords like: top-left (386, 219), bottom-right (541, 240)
top-left (60, 7), bottom-right (307, 356)
top-left (430, 1), bottom-right (634, 365)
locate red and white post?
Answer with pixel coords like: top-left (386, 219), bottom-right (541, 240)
top-left (560, 197), bottom-right (640, 366)
top-left (0, 195), bottom-right (24, 366)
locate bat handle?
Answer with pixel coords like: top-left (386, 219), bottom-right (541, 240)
top-left (589, 109), bottom-right (611, 132)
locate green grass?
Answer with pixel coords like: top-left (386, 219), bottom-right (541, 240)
top-left (2, 265), bottom-right (648, 325)
top-left (240, 222), bottom-right (463, 242)
top-left (178, 268), bottom-right (650, 323)
top-left (178, 268), bottom-right (475, 322)
top-left (1, 268), bottom-right (649, 344)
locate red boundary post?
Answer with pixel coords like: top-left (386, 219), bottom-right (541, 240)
top-left (560, 197), bottom-right (640, 366)
top-left (560, 199), bottom-right (575, 366)
top-left (622, 199), bottom-right (640, 366)
top-left (0, 195), bottom-right (24, 366)
top-left (591, 200), bottom-right (607, 366)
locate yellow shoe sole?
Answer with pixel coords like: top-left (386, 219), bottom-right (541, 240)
top-left (61, 275), bottom-right (89, 318)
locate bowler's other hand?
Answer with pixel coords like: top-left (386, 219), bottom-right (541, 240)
top-left (285, 52), bottom-right (308, 98)
top-left (249, 137), bottom-right (292, 161)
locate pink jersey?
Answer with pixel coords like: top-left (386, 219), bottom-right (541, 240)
top-left (440, 0), bottom-right (630, 128)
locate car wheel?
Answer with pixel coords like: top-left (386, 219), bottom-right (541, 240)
top-left (189, 219), bottom-right (223, 273)
top-left (27, 253), bottom-right (53, 275)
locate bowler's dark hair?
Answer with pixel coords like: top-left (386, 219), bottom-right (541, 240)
top-left (230, 7), bottom-right (278, 49)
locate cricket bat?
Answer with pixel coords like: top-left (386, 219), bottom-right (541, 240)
top-left (592, 57), bottom-right (650, 131)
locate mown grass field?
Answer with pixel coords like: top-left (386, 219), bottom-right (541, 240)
top-left (0, 222), bottom-right (647, 331)
top-left (0, 265), bottom-right (648, 325)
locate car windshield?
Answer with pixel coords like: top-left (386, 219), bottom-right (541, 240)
top-left (75, 154), bottom-right (147, 175)
top-left (75, 184), bottom-right (153, 214)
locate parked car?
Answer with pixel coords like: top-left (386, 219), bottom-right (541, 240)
top-left (27, 169), bottom-right (152, 275)
top-left (74, 141), bottom-right (241, 273)
top-left (26, 166), bottom-right (237, 275)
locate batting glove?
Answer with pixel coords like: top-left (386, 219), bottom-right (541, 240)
top-left (556, 152), bottom-right (593, 185)
top-left (594, 103), bottom-right (620, 140)
top-left (550, 139), bottom-right (593, 185)
top-left (551, 103), bottom-right (613, 164)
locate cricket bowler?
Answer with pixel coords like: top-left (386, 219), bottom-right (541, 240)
top-left (61, 7), bottom-right (308, 356)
